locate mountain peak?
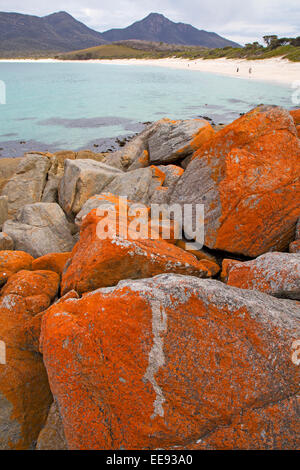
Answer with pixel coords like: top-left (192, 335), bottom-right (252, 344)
top-left (0, 10), bottom-right (107, 57)
top-left (44, 11), bottom-right (72, 19)
top-left (145, 13), bottom-right (167, 20)
top-left (102, 13), bottom-right (240, 48)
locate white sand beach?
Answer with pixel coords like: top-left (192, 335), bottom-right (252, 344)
top-left (1, 56), bottom-right (299, 85)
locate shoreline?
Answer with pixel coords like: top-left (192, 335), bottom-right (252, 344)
top-left (0, 56), bottom-right (299, 85)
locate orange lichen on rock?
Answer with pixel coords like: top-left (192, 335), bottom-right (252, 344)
top-left (176, 240), bottom-right (218, 264)
top-left (150, 165), bottom-right (166, 186)
top-left (32, 252), bottom-right (72, 276)
top-left (224, 252), bottom-right (300, 300)
top-left (189, 122), bottom-right (215, 151)
top-left (171, 106), bottom-right (300, 257)
top-left (0, 269), bottom-right (59, 449)
top-left (0, 250), bottom-right (33, 285)
top-left (290, 108), bottom-right (300, 125)
top-left (40, 274), bottom-right (300, 450)
top-left (220, 259), bottom-right (241, 282)
top-left (290, 239), bottom-right (300, 253)
top-left (61, 206), bottom-right (214, 295)
top-left (175, 121), bottom-right (215, 157)
top-left (185, 395), bottom-right (300, 450)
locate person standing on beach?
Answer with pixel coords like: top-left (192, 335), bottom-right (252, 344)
top-left (249, 67), bottom-right (252, 75)
top-left (237, 67), bottom-right (239, 72)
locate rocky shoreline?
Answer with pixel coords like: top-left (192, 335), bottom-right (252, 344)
top-left (0, 105), bottom-right (299, 450)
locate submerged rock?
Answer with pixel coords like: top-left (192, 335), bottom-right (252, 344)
top-left (40, 274), bottom-right (300, 450)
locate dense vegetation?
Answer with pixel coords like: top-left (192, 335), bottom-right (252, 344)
top-left (58, 36), bottom-right (300, 62)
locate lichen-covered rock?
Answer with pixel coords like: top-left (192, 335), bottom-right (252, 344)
top-left (40, 274), bottom-right (300, 450)
top-left (170, 105), bottom-right (300, 257)
top-left (0, 250), bottom-right (33, 286)
top-left (0, 233), bottom-right (14, 251)
top-left (220, 259), bottom-right (241, 282)
top-left (74, 192), bottom-right (180, 245)
top-left (3, 203), bottom-right (75, 258)
top-left (74, 192), bottom-right (146, 227)
top-left (176, 240), bottom-right (219, 264)
top-left (224, 252), bottom-right (300, 300)
top-left (58, 159), bottom-right (123, 216)
top-left (32, 252), bottom-right (72, 276)
top-left (290, 108), bottom-right (300, 125)
top-left (185, 395), bottom-right (300, 450)
top-left (36, 402), bottom-right (68, 450)
top-left (290, 239), bottom-right (300, 253)
top-left (61, 208), bottom-right (214, 295)
top-left (150, 165), bottom-right (184, 204)
top-left (2, 154), bottom-right (51, 217)
top-left (148, 118), bottom-right (214, 164)
top-left (0, 270), bottom-right (59, 449)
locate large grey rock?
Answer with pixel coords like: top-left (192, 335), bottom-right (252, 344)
top-left (0, 196), bottom-right (8, 229)
top-left (2, 154), bottom-right (51, 217)
top-left (59, 159), bottom-right (123, 216)
top-left (3, 203), bottom-right (75, 258)
top-left (36, 402), bottom-right (68, 450)
top-left (225, 252), bottom-right (300, 300)
top-left (0, 232), bottom-right (14, 250)
top-left (148, 118), bottom-right (213, 164)
top-left (104, 167), bottom-right (152, 204)
top-left (105, 166), bottom-right (165, 205)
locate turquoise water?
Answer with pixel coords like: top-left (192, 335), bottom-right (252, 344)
top-left (0, 62), bottom-right (293, 157)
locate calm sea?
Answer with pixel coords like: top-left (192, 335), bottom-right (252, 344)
top-left (0, 62), bottom-right (294, 158)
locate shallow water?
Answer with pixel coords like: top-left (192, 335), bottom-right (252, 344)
top-left (0, 62), bottom-right (294, 157)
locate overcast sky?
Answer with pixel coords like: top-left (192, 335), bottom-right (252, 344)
top-left (0, 0), bottom-right (299, 45)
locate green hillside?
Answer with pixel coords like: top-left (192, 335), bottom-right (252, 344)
top-left (58, 40), bottom-right (300, 62)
